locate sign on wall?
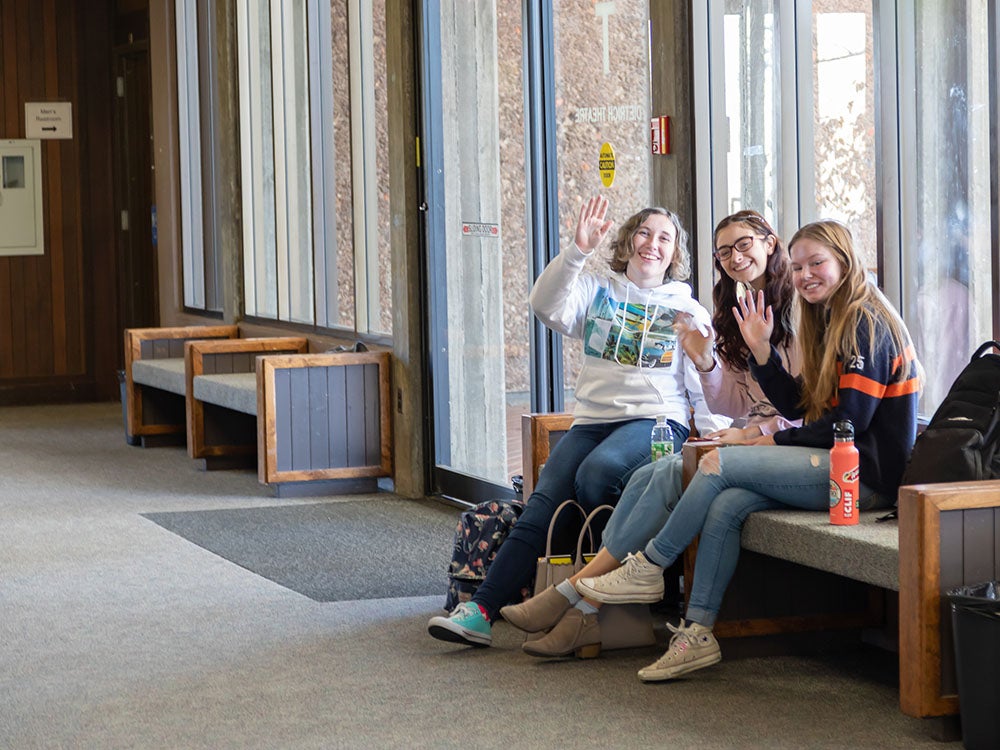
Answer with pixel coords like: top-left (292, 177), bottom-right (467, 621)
top-left (25, 102), bottom-right (73, 140)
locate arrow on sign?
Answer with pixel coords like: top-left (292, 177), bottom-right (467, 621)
top-left (41, 126), bottom-right (57, 131)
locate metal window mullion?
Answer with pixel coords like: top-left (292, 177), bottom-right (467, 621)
top-left (308, 0), bottom-right (337, 329)
top-left (875, 0), bottom-right (902, 306)
top-left (281, 2), bottom-right (314, 325)
top-left (271, 0), bottom-right (291, 322)
top-left (789, 0), bottom-right (811, 233)
top-left (236, 0), bottom-right (256, 315)
top-left (523, 0), bottom-right (561, 413)
top-left (692, 0), bottom-right (717, 303)
top-left (896, 0), bottom-right (917, 317)
top-left (349, 0), bottom-right (378, 334)
top-left (176, 0), bottom-right (206, 309)
top-left (780, 1), bottom-right (803, 237)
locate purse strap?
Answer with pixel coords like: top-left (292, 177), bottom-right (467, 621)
top-left (544, 499), bottom-right (588, 557)
top-left (574, 504), bottom-right (615, 573)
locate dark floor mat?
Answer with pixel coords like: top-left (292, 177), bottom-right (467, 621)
top-left (143, 498), bottom-right (457, 601)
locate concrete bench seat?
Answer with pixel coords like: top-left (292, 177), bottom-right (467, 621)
top-left (191, 372), bottom-right (257, 416)
top-left (741, 510), bottom-right (899, 591)
top-left (130, 357), bottom-right (186, 396)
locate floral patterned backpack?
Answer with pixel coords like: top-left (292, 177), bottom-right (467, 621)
top-left (444, 498), bottom-right (526, 611)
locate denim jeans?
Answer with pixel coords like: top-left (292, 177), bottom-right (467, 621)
top-left (641, 445), bottom-right (887, 627)
top-left (472, 418), bottom-right (687, 620)
top-left (601, 452), bottom-right (684, 560)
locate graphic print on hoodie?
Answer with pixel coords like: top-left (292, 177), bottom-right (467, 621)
top-left (583, 285), bottom-right (682, 369)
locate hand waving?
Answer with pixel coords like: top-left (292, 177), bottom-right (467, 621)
top-left (575, 196), bottom-right (614, 253)
top-left (675, 313), bottom-right (715, 372)
top-left (733, 289), bottom-right (774, 365)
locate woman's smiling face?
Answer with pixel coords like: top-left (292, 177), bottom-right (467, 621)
top-left (714, 221), bottom-right (775, 290)
top-left (625, 214), bottom-right (677, 288)
top-left (790, 237), bottom-right (844, 305)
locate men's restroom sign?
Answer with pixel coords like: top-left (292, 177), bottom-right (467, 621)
top-left (599, 142), bottom-right (616, 188)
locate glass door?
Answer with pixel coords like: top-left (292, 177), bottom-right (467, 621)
top-left (419, 0), bottom-right (656, 502)
top-left (420, 0), bottom-right (531, 499)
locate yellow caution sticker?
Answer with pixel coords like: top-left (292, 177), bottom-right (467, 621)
top-left (599, 142), bottom-right (616, 187)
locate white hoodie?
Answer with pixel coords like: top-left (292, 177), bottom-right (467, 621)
top-left (530, 243), bottom-right (732, 434)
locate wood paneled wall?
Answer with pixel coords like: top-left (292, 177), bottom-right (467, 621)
top-left (0, 0), bottom-right (118, 403)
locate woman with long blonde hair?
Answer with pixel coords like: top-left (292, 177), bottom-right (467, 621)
top-left (574, 219), bottom-right (922, 682)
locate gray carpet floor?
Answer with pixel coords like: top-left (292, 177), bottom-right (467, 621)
top-left (0, 402), bottom-right (962, 749)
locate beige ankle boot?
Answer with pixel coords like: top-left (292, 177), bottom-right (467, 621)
top-left (500, 586), bottom-right (572, 633)
top-left (521, 607), bottom-right (601, 659)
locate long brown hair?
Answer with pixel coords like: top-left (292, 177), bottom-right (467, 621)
top-left (608, 207), bottom-right (691, 282)
top-left (711, 211), bottom-right (795, 371)
top-left (790, 220), bottom-right (918, 422)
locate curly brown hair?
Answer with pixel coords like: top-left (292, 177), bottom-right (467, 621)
top-left (608, 207), bottom-right (691, 282)
top-left (711, 210), bottom-right (795, 371)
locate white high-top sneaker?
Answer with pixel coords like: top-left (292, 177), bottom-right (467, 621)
top-left (637, 619), bottom-right (721, 682)
top-left (575, 551), bottom-right (665, 603)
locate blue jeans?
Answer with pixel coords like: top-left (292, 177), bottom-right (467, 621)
top-left (472, 418), bottom-right (687, 620)
top-left (640, 445), bottom-right (887, 627)
top-left (601, 453), bottom-right (684, 560)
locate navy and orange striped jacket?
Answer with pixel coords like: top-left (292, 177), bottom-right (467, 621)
top-left (749, 317), bottom-right (920, 498)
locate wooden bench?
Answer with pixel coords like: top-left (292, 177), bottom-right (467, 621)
top-left (125, 326), bottom-right (393, 494)
top-left (523, 412), bottom-right (1000, 722)
top-left (125, 325), bottom-right (238, 446)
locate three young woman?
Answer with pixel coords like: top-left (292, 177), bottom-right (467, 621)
top-left (499, 209), bottom-right (801, 658)
top-left (427, 196), bottom-right (731, 648)
top-left (574, 219), bottom-right (921, 681)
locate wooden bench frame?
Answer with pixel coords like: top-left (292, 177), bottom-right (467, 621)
top-left (124, 325), bottom-right (238, 443)
top-left (522, 412), bottom-right (1000, 720)
top-left (125, 326), bottom-right (393, 491)
top-left (185, 336), bottom-right (309, 465)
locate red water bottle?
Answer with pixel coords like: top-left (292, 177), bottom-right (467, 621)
top-left (830, 420), bottom-right (860, 525)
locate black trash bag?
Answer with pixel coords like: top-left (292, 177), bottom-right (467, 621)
top-left (948, 581), bottom-right (1000, 750)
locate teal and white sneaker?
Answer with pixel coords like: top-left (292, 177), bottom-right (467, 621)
top-left (428, 602), bottom-right (492, 647)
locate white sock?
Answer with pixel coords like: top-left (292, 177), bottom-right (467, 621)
top-left (556, 579), bottom-right (581, 605)
top-left (575, 600), bottom-right (598, 615)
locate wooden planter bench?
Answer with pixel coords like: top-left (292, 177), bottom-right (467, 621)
top-left (124, 326), bottom-right (393, 495)
top-left (124, 325), bottom-right (238, 446)
top-left (523, 412), bottom-right (1000, 723)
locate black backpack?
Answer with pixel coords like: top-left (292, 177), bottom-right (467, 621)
top-left (901, 341), bottom-right (1000, 485)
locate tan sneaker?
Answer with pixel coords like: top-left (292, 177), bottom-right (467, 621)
top-left (522, 607), bottom-right (601, 659)
top-left (575, 552), bottom-right (665, 603)
top-left (637, 620), bottom-right (721, 681)
top-left (500, 586), bottom-right (572, 633)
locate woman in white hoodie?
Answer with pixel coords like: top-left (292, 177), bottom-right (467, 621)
top-left (428, 195), bottom-right (730, 648)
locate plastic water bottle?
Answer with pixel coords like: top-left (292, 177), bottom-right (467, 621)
top-left (651, 416), bottom-right (674, 462)
top-left (829, 420), bottom-right (860, 525)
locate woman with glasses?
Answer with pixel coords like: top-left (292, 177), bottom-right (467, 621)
top-left (501, 210), bottom-right (801, 658)
top-left (572, 220), bottom-right (921, 682)
top-left (427, 195), bottom-right (731, 649)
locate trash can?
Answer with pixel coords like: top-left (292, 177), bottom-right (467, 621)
top-left (117, 369), bottom-right (141, 446)
top-left (948, 581), bottom-right (1000, 750)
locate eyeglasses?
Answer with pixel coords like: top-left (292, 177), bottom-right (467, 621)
top-left (714, 235), bottom-right (757, 262)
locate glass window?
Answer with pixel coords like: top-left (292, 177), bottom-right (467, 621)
top-left (720, 0), bottom-right (780, 222)
top-left (906, 0), bottom-right (993, 410)
top-left (810, 1), bottom-right (877, 271)
top-left (233, 0), bottom-right (390, 335)
top-left (553, 0), bottom-right (654, 412)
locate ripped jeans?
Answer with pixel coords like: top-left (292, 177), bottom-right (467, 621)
top-left (641, 445), bottom-right (887, 627)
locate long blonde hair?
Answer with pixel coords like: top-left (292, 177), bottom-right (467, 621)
top-left (789, 221), bottom-right (919, 423)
